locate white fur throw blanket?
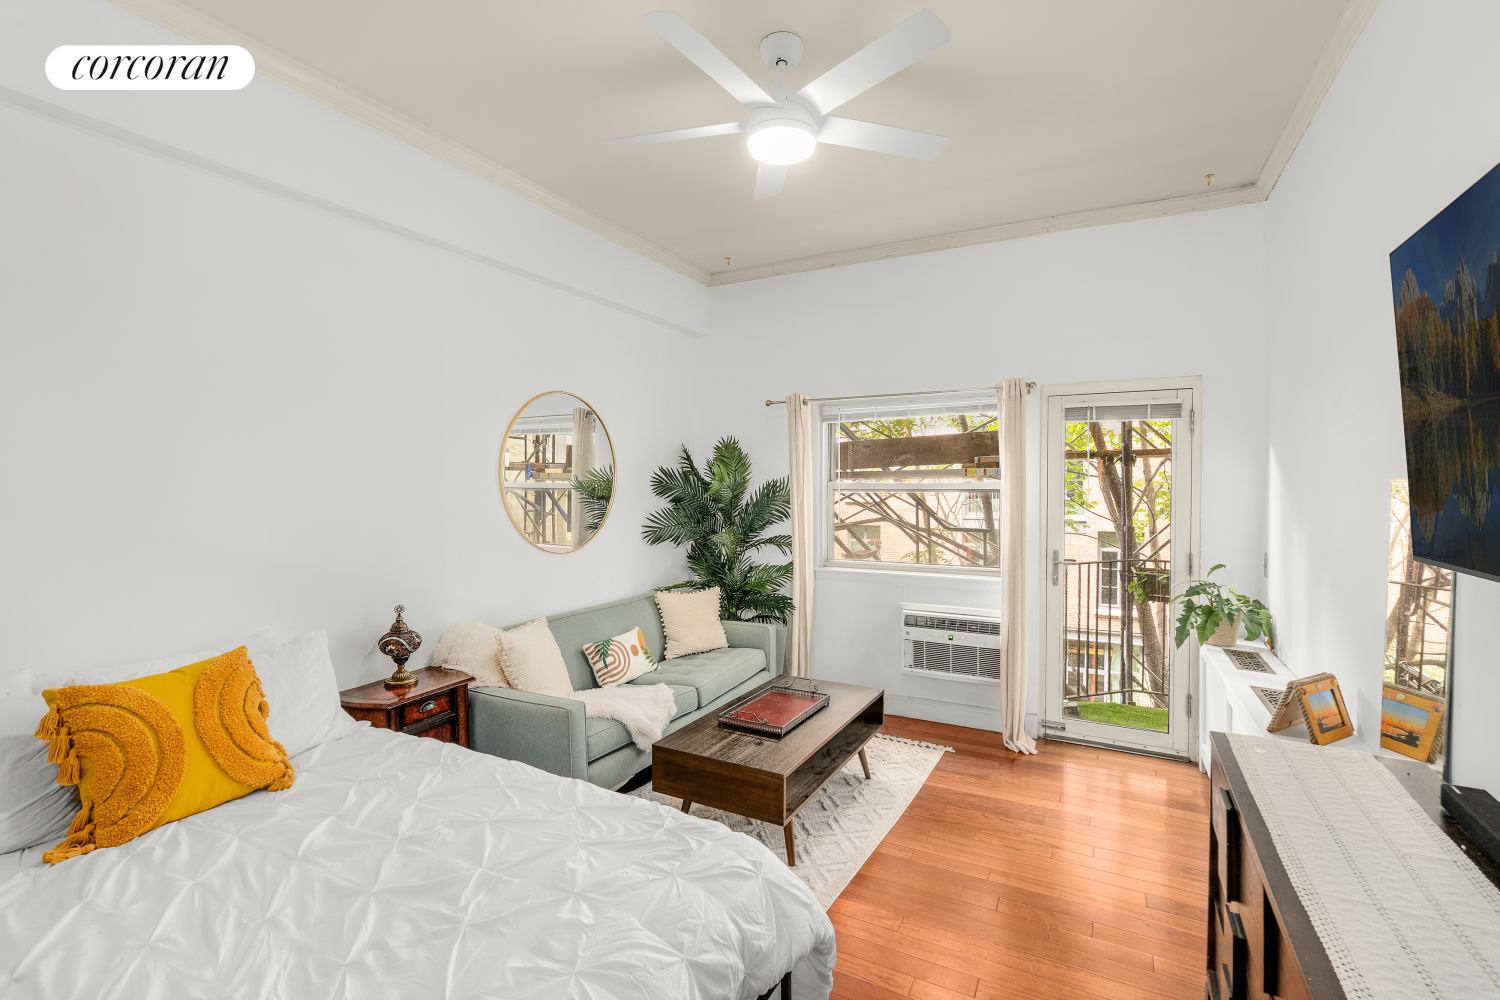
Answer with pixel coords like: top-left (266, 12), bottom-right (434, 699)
top-left (570, 684), bottom-right (677, 750)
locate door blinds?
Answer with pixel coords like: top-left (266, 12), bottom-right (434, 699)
top-left (1063, 402), bottom-right (1183, 422)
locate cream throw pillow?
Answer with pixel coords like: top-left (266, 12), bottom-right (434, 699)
top-left (496, 618), bottom-right (573, 698)
top-left (655, 588), bottom-right (729, 660)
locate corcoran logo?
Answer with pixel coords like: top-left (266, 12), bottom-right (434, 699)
top-left (46, 45), bottom-right (254, 90)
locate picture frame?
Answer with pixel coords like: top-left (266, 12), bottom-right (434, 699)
top-left (1294, 675), bottom-right (1354, 746)
top-left (1380, 683), bottom-right (1446, 762)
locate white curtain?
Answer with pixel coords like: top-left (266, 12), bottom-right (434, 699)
top-left (997, 379), bottom-right (1037, 753)
top-left (571, 407), bottom-right (596, 547)
top-left (785, 393), bottom-right (815, 678)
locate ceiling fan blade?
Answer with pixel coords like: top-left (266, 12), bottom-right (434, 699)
top-left (796, 9), bottom-right (950, 116)
top-left (607, 121), bottom-right (746, 147)
top-left (817, 117), bottom-right (949, 160)
top-left (754, 162), bottom-right (787, 200)
top-left (642, 12), bottom-right (775, 108)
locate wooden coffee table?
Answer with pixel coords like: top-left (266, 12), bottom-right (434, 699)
top-left (652, 678), bottom-right (884, 866)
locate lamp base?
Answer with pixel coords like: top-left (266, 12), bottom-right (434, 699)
top-left (384, 663), bottom-right (418, 689)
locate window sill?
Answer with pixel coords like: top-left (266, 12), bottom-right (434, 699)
top-left (816, 563), bottom-right (1003, 583)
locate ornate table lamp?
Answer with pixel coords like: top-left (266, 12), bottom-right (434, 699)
top-left (379, 605), bottom-right (423, 689)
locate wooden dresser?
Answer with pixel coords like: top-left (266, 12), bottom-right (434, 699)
top-left (340, 666), bottom-right (471, 747)
top-left (1209, 732), bottom-right (1341, 1000)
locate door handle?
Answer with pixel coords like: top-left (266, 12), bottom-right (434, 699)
top-left (1052, 549), bottom-right (1060, 586)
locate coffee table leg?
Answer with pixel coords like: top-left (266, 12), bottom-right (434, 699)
top-left (858, 746), bottom-right (871, 779)
top-left (784, 823), bottom-right (796, 867)
top-left (680, 800), bottom-right (693, 814)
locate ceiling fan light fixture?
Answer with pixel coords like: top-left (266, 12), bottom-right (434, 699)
top-left (747, 120), bottom-right (816, 165)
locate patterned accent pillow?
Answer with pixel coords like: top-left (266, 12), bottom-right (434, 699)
top-left (35, 647), bottom-right (294, 865)
top-left (582, 628), bottom-right (657, 687)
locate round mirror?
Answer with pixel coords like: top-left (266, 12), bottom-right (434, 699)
top-left (500, 392), bottom-right (615, 553)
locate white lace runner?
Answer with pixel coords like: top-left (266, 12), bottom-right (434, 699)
top-left (1225, 734), bottom-right (1500, 998)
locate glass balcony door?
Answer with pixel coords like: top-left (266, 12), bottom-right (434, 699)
top-left (1040, 383), bottom-right (1197, 758)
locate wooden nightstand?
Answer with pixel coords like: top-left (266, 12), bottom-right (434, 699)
top-left (340, 666), bottom-right (472, 747)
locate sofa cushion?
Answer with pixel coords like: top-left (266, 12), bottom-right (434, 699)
top-left (629, 647), bottom-right (765, 710)
top-left (505, 594), bottom-right (667, 694)
top-left (583, 685), bottom-right (696, 761)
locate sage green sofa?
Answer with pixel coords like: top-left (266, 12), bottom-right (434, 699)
top-left (467, 593), bottom-right (783, 789)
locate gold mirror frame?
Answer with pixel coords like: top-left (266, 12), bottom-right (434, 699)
top-left (498, 391), bottom-right (616, 554)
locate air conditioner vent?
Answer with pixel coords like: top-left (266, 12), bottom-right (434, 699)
top-left (903, 613), bottom-right (1000, 635)
top-left (910, 640), bottom-right (1003, 679)
top-left (901, 604), bottom-right (1003, 683)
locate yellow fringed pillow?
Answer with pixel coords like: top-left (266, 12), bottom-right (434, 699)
top-left (34, 646), bottom-right (294, 865)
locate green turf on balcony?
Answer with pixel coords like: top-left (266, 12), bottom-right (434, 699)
top-left (1075, 701), bottom-right (1169, 732)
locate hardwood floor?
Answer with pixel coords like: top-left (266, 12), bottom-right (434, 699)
top-left (829, 716), bottom-right (1209, 1000)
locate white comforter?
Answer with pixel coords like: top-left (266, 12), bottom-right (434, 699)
top-left (0, 727), bottom-right (834, 1000)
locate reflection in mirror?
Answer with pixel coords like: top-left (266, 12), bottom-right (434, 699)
top-left (501, 392), bottom-right (615, 552)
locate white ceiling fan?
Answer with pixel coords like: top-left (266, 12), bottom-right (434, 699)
top-left (607, 9), bottom-right (951, 199)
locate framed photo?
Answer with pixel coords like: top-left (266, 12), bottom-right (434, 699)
top-left (1295, 676), bottom-right (1354, 746)
top-left (1380, 683), bottom-right (1446, 762)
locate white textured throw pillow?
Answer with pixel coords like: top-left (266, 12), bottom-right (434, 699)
top-left (430, 622), bottom-right (509, 688)
top-left (497, 618), bottom-right (574, 698)
top-left (655, 588), bottom-right (729, 660)
top-left (248, 631), bottom-right (356, 759)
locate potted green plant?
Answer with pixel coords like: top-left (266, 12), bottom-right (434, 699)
top-left (641, 438), bottom-right (793, 626)
top-left (1155, 564), bottom-right (1274, 649)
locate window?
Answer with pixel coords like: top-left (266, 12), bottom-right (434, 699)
top-left (825, 392), bottom-right (1001, 571)
top-left (1386, 479), bottom-right (1452, 768)
top-left (1099, 546), bottom-right (1121, 606)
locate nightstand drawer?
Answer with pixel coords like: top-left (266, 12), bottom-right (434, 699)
top-left (413, 720), bottom-right (456, 743)
top-left (403, 692), bottom-right (452, 727)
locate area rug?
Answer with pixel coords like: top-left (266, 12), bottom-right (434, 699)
top-left (631, 732), bottom-right (951, 908)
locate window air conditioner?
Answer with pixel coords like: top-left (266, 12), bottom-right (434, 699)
top-left (901, 603), bottom-right (1003, 682)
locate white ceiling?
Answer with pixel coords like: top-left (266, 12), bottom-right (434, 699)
top-left (133, 0), bottom-right (1367, 283)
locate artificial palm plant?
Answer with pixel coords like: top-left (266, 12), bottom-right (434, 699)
top-left (570, 465), bottom-right (614, 535)
top-left (642, 437), bottom-right (794, 623)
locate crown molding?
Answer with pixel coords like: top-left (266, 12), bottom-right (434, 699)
top-left (103, 0), bottom-right (712, 286)
top-left (106, 0), bottom-right (1378, 289)
top-left (0, 84), bottom-right (705, 337)
top-left (705, 184), bottom-right (1266, 285)
top-left (1254, 0), bottom-right (1381, 197)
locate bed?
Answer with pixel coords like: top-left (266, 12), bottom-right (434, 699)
top-left (0, 714), bottom-right (835, 999)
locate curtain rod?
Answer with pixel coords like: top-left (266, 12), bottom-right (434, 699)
top-left (764, 383), bottom-right (1036, 407)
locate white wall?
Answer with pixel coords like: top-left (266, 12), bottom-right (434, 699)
top-left (1263, 0), bottom-right (1500, 794)
top-left (18, 0), bottom-right (1496, 795)
top-left (1, 0), bottom-right (713, 689)
top-left (701, 205), bottom-right (1270, 735)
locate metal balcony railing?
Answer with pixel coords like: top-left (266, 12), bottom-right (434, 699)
top-left (1064, 558), bottom-right (1171, 709)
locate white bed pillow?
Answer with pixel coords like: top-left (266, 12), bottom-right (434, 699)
top-left (248, 631), bottom-right (355, 759)
top-left (30, 627), bottom-right (276, 694)
top-left (0, 691), bottom-right (79, 856)
top-left (497, 619), bottom-right (573, 698)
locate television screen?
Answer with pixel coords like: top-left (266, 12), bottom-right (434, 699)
top-left (1390, 160), bottom-right (1500, 583)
